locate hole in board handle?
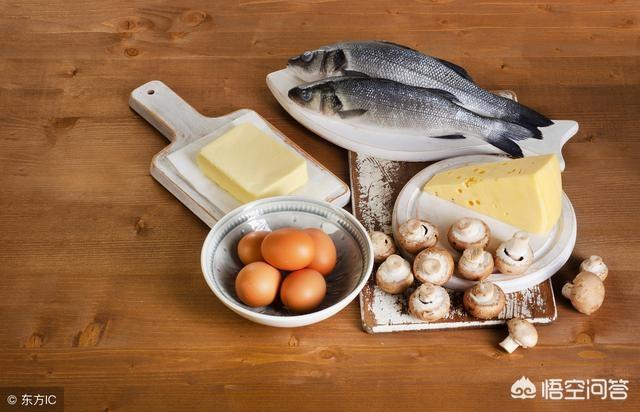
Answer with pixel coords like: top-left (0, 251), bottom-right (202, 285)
top-left (147, 90), bottom-right (155, 95)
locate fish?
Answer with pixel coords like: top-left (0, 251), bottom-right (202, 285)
top-left (288, 77), bottom-right (544, 157)
top-left (287, 41), bottom-right (552, 129)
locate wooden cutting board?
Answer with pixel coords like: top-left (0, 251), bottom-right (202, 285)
top-left (348, 90), bottom-right (558, 332)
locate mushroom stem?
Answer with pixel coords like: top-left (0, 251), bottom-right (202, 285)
top-left (561, 283), bottom-right (573, 299)
top-left (499, 336), bottom-right (520, 353)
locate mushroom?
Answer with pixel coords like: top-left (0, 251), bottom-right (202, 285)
top-left (447, 217), bottom-right (491, 251)
top-left (463, 281), bottom-right (506, 319)
top-left (396, 219), bottom-right (439, 254)
top-left (458, 247), bottom-right (495, 281)
top-left (561, 271), bottom-right (605, 315)
top-left (409, 282), bottom-right (451, 322)
top-left (370, 231), bottom-right (397, 263)
top-left (412, 246), bottom-right (454, 285)
top-left (494, 231), bottom-right (534, 275)
top-left (499, 318), bottom-right (539, 353)
top-left (580, 255), bottom-right (608, 281)
top-left (375, 254), bottom-right (414, 294)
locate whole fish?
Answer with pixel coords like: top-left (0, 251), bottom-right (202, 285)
top-left (288, 77), bottom-right (543, 157)
top-left (287, 41), bottom-right (552, 129)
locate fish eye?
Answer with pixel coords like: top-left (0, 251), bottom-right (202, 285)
top-left (301, 51), bottom-right (314, 63)
top-left (301, 89), bottom-right (312, 101)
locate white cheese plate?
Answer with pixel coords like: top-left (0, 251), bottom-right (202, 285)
top-left (392, 155), bottom-right (577, 293)
top-left (266, 69), bottom-right (578, 170)
top-left (130, 80), bottom-right (350, 227)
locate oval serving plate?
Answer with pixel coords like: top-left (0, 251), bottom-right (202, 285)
top-left (392, 155), bottom-right (576, 293)
top-left (266, 69), bottom-right (578, 169)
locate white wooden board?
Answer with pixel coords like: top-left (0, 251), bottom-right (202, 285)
top-left (129, 80), bottom-right (351, 227)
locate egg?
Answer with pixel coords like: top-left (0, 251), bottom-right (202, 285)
top-left (235, 262), bottom-right (282, 307)
top-left (261, 228), bottom-right (315, 271)
top-left (280, 268), bottom-right (327, 313)
top-left (237, 231), bottom-right (270, 265)
top-left (303, 228), bottom-right (337, 276)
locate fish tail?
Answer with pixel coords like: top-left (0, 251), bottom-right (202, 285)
top-left (502, 97), bottom-right (553, 128)
top-left (483, 120), bottom-right (541, 157)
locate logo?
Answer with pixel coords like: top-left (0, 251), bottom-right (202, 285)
top-left (511, 376), bottom-right (537, 399)
top-left (6, 394), bottom-right (17, 405)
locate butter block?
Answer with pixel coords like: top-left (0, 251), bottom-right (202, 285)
top-left (196, 123), bottom-right (308, 203)
top-left (423, 155), bottom-right (562, 233)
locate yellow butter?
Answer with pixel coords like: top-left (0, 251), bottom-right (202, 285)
top-left (423, 155), bottom-right (562, 233)
top-left (196, 123), bottom-right (308, 203)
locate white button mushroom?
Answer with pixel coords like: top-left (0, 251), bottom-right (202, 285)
top-left (463, 281), bottom-right (506, 319)
top-left (580, 255), bottom-right (608, 281)
top-left (409, 282), bottom-right (451, 322)
top-left (412, 246), bottom-right (454, 285)
top-left (447, 217), bottom-right (491, 251)
top-left (561, 271), bottom-right (605, 315)
top-left (370, 231), bottom-right (397, 263)
top-left (495, 231), bottom-right (534, 275)
top-left (499, 318), bottom-right (539, 353)
top-left (396, 219), bottom-right (439, 254)
top-left (375, 254), bottom-right (414, 295)
top-left (458, 247), bottom-right (495, 281)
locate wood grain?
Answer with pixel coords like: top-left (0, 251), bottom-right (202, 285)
top-left (0, 0), bottom-right (638, 410)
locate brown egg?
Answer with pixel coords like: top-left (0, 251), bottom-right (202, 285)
top-left (280, 268), bottom-right (327, 313)
top-left (303, 228), bottom-right (337, 276)
top-left (261, 228), bottom-right (315, 271)
top-left (235, 262), bottom-right (282, 307)
top-left (237, 231), bottom-right (270, 265)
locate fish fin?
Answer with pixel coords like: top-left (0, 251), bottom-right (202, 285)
top-left (422, 88), bottom-right (461, 104)
top-left (499, 96), bottom-right (553, 128)
top-left (486, 136), bottom-right (524, 158)
top-left (430, 134), bottom-right (466, 140)
top-left (491, 120), bottom-right (541, 142)
top-left (434, 57), bottom-right (474, 82)
top-left (341, 70), bottom-right (369, 77)
top-left (337, 109), bottom-right (367, 119)
top-left (376, 40), bottom-right (419, 52)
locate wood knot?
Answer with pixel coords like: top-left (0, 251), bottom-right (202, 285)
top-left (74, 318), bottom-right (111, 347)
top-left (134, 217), bottom-right (147, 235)
top-left (24, 333), bottom-right (45, 348)
top-left (124, 47), bottom-right (139, 57)
top-left (109, 16), bottom-right (154, 32)
top-left (288, 335), bottom-right (299, 347)
top-left (181, 10), bottom-right (208, 27)
top-left (319, 349), bottom-right (335, 360)
top-left (575, 331), bottom-right (594, 344)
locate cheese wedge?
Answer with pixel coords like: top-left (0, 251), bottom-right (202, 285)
top-left (423, 155), bottom-right (562, 233)
top-left (196, 123), bottom-right (308, 203)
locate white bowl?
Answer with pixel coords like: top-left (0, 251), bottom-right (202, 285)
top-left (201, 196), bottom-right (374, 327)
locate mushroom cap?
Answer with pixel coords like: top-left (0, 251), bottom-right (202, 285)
top-left (412, 246), bottom-right (454, 285)
top-left (409, 283), bottom-right (451, 322)
top-left (563, 271), bottom-right (605, 315)
top-left (463, 281), bottom-right (506, 319)
top-left (458, 247), bottom-right (494, 281)
top-left (580, 255), bottom-right (608, 281)
top-left (507, 318), bottom-right (538, 348)
top-left (495, 231), bottom-right (534, 275)
top-left (370, 231), bottom-right (397, 263)
top-left (375, 254), bottom-right (414, 294)
top-left (447, 217), bottom-right (490, 251)
top-left (396, 219), bottom-right (439, 254)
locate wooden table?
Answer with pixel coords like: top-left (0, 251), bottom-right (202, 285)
top-left (1, 1), bottom-right (638, 410)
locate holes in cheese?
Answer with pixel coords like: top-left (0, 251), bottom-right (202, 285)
top-left (423, 155), bottom-right (562, 234)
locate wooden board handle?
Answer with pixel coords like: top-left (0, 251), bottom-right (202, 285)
top-left (129, 80), bottom-right (211, 143)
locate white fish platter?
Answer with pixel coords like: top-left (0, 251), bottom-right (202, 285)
top-left (267, 69), bottom-right (578, 169)
top-left (130, 81), bottom-right (350, 227)
top-left (392, 155), bottom-right (577, 294)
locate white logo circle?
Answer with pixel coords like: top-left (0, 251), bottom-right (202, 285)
top-left (6, 394), bottom-right (17, 405)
